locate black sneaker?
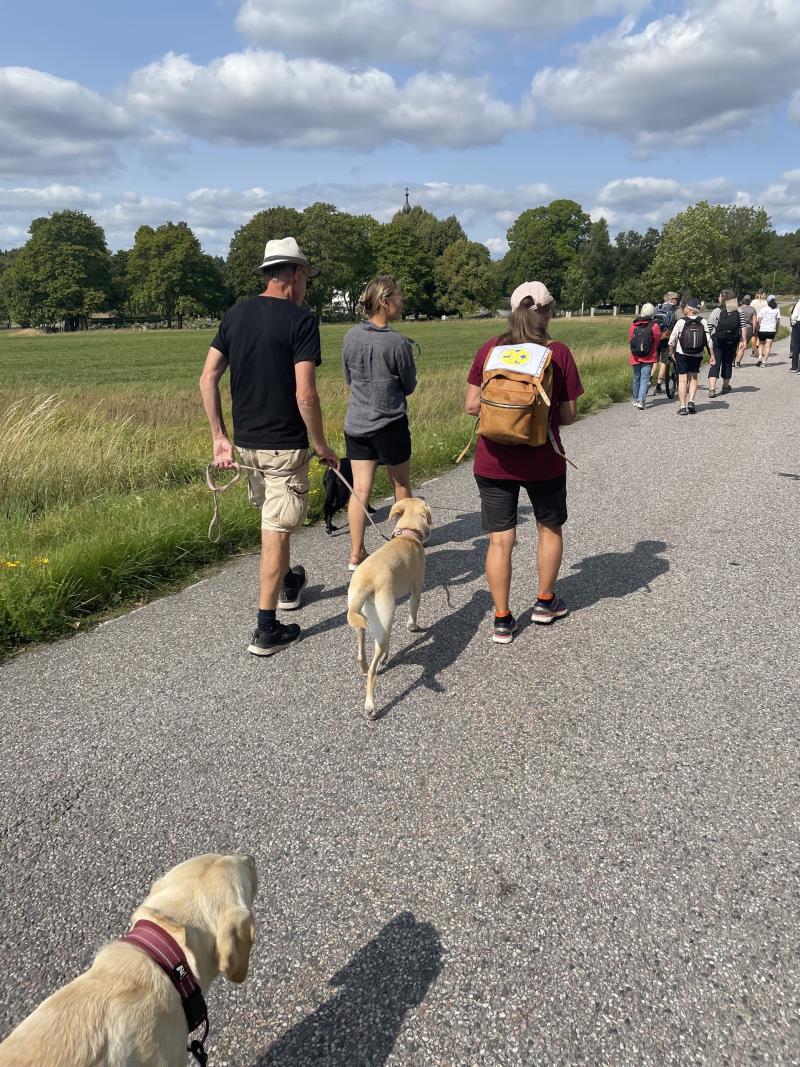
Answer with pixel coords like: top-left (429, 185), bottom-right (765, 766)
top-left (247, 623), bottom-right (301, 656)
top-left (278, 565), bottom-right (307, 610)
top-left (687, 401), bottom-right (696, 414)
top-left (677, 406), bottom-right (688, 415)
top-left (654, 383), bottom-right (663, 395)
top-left (492, 614), bottom-right (517, 644)
top-left (532, 596), bottom-right (569, 625)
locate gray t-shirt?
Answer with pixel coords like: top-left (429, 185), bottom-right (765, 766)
top-left (343, 320), bottom-right (417, 436)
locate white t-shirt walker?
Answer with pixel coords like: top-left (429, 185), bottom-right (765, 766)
top-left (757, 305), bottom-right (781, 333)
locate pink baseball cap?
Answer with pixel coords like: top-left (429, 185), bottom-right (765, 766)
top-left (510, 281), bottom-right (554, 311)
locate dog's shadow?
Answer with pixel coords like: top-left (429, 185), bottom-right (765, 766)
top-left (371, 588), bottom-right (493, 719)
top-left (252, 913), bottom-right (443, 1067)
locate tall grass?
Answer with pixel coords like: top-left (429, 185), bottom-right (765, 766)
top-left (0, 327), bottom-right (633, 652)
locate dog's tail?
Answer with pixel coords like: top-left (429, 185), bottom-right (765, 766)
top-left (347, 603), bottom-right (367, 629)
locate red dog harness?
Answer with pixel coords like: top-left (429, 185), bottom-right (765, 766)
top-left (121, 919), bottom-right (209, 1065)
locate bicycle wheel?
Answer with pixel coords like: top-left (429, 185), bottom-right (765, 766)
top-left (665, 361), bottom-right (678, 399)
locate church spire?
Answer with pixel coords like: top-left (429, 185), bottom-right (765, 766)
top-left (401, 186), bottom-right (412, 214)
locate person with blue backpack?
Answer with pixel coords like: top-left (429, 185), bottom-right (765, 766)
top-left (628, 303), bottom-right (661, 409)
top-left (652, 292), bottom-right (680, 394)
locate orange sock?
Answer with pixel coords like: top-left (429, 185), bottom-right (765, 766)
top-left (537, 592), bottom-right (554, 602)
top-left (495, 609), bottom-right (511, 618)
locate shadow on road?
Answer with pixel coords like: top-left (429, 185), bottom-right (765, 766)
top-left (554, 539), bottom-right (669, 614)
top-left (252, 912), bottom-right (443, 1067)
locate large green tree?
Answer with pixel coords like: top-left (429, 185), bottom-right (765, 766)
top-left (226, 206), bottom-right (304, 301)
top-left (3, 211), bottom-right (112, 329)
top-left (722, 206), bottom-right (772, 294)
top-left (580, 218), bottom-right (615, 305)
top-left (300, 202), bottom-right (379, 320)
top-left (375, 223), bottom-right (434, 318)
top-left (386, 206), bottom-right (467, 315)
top-left (502, 199), bottom-right (591, 303)
top-left (612, 227), bottom-right (660, 305)
top-left (434, 239), bottom-right (497, 316)
top-left (645, 202), bottom-right (728, 300)
top-left (0, 248), bottom-right (19, 326)
top-left (127, 222), bottom-right (227, 327)
top-left (767, 228), bottom-right (800, 289)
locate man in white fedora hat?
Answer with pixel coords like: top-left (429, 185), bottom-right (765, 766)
top-left (200, 236), bottom-right (338, 657)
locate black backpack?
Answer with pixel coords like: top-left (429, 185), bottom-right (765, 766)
top-left (716, 307), bottom-right (741, 343)
top-left (681, 317), bottom-right (707, 355)
top-left (630, 319), bottom-right (655, 357)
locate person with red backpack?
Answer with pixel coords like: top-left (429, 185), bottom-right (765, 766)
top-left (628, 302), bottom-right (661, 409)
top-left (464, 281), bottom-right (583, 645)
top-left (667, 297), bottom-right (713, 415)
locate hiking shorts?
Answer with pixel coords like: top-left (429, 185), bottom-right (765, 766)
top-left (237, 447), bottom-right (311, 533)
top-left (757, 331), bottom-right (776, 342)
top-left (345, 415), bottom-right (411, 467)
top-left (475, 473), bottom-right (567, 533)
top-left (676, 354), bottom-right (703, 375)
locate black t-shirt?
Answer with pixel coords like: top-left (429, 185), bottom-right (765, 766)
top-left (211, 296), bottom-right (321, 449)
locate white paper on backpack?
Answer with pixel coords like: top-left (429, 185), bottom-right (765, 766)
top-left (484, 342), bottom-right (550, 377)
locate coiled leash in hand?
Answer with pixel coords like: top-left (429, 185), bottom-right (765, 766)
top-left (206, 462), bottom-right (391, 543)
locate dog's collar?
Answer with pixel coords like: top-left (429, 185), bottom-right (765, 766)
top-left (392, 528), bottom-right (425, 544)
top-left (121, 919), bottom-right (209, 1066)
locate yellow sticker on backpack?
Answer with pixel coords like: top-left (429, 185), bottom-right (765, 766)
top-left (485, 342), bottom-right (550, 377)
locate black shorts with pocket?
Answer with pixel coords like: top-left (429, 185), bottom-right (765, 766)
top-left (676, 353), bottom-right (703, 375)
top-left (345, 414), bottom-right (411, 466)
top-left (475, 473), bottom-right (567, 533)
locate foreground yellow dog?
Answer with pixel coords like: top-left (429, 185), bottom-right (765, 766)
top-left (347, 497), bottom-right (432, 717)
top-left (0, 853), bottom-right (257, 1067)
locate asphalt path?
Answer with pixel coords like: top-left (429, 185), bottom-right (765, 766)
top-left (2, 338), bottom-right (799, 1065)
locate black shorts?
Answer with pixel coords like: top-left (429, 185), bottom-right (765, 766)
top-left (475, 473), bottom-right (567, 533)
top-left (345, 414), bottom-right (411, 466)
top-left (757, 331), bottom-right (776, 342)
top-left (676, 353), bottom-right (703, 375)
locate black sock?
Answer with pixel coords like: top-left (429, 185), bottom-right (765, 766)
top-left (257, 609), bottom-right (277, 632)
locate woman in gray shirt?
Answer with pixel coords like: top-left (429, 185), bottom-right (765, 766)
top-left (343, 275), bottom-right (417, 570)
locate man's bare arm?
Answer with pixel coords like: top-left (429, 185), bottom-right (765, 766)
top-left (199, 345), bottom-right (235, 468)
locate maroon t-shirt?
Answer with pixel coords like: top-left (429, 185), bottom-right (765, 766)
top-left (467, 337), bottom-right (584, 481)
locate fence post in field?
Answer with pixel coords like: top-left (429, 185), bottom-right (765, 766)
top-left (590, 307), bottom-right (596, 317)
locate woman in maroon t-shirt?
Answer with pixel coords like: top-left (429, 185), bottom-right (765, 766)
top-left (465, 281), bottom-right (584, 645)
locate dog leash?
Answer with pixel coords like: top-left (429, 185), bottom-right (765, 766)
top-left (206, 461), bottom-right (391, 543)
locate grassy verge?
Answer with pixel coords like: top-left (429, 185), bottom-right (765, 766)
top-left (0, 320), bottom-right (632, 652)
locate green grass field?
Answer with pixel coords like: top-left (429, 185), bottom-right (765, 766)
top-left (0, 317), bottom-right (635, 652)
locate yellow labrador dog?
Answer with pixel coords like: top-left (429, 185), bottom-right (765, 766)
top-left (0, 853), bottom-right (257, 1067)
top-left (347, 497), bottom-right (432, 717)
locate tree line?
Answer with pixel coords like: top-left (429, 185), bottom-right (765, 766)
top-left (0, 198), bottom-right (796, 330)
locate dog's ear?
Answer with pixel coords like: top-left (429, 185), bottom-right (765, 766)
top-left (389, 499), bottom-right (408, 524)
top-left (216, 908), bottom-right (256, 984)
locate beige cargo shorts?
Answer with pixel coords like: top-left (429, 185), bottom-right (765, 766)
top-left (236, 447), bottom-right (311, 533)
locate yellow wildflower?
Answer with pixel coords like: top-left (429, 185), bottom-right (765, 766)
top-left (1, 558), bottom-right (21, 569)
top-left (32, 556), bottom-right (50, 566)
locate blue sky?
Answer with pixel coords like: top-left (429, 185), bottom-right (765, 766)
top-left (2, 0), bottom-right (798, 257)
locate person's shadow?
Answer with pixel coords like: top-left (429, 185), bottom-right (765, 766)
top-left (554, 539), bottom-right (669, 614)
top-left (252, 913), bottom-right (443, 1066)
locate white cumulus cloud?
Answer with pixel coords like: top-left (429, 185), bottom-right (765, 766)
top-left (531, 0), bottom-right (800, 152)
top-left (127, 50), bottom-right (523, 150)
top-left (0, 67), bottom-right (131, 178)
